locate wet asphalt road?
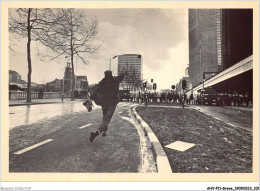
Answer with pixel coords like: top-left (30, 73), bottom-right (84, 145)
top-left (9, 101), bottom-right (144, 172)
top-left (9, 101), bottom-right (252, 172)
top-left (9, 101), bottom-right (89, 130)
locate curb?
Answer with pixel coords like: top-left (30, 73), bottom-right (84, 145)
top-left (131, 106), bottom-right (172, 173)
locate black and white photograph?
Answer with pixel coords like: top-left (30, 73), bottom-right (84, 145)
top-left (1, 1), bottom-right (259, 187)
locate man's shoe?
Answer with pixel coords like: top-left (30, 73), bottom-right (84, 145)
top-left (90, 131), bottom-right (99, 142)
top-left (101, 132), bottom-right (107, 137)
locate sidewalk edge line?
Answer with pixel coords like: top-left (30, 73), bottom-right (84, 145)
top-left (131, 106), bottom-right (172, 174)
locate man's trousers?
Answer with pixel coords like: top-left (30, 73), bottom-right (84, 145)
top-left (98, 105), bottom-right (117, 133)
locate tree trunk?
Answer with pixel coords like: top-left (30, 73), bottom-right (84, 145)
top-left (71, 52), bottom-right (75, 101)
top-left (26, 8), bottom-right (32, 103)
top-left (70, 14), bottom-right (75, 101)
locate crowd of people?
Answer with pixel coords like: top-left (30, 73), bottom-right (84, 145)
top-left (126, 90), bottom-right (253, 107)
top-left (128, 90), bottom-right (180, 104)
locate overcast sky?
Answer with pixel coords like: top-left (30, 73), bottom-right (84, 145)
top-left (9, 8), bottom-right (188, 90)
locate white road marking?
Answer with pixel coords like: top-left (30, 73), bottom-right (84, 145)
top-left (227, 123), bottom-right (235, 127)
top-left (14, 139), bottom-right (53, 155)
top-left (78, 123), bottom-right (92, 129)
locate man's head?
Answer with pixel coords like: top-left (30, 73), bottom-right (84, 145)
top-left (104, 70), bottom-right (112, 78)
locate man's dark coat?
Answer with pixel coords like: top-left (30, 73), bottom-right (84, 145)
top-left (90, 75), bottom-right (124, 106)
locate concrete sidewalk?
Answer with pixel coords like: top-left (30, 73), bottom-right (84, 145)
top-left (143, 102), bottom-right (253, 112)
top-left (9, 98), bottom-right (83, 107)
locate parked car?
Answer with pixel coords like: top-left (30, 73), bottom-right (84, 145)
top-left (119, 90), bottom-right (130, 101)
top-left (197, 87), bottom-right (220, 105)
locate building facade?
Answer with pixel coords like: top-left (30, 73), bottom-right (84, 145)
top-left (221, 9), bottom-right (253, 70)
top-left (63, 62), bottom-right (88, 92)
top-left (75, 76), bottom-right (88, 91)
top-left (189, 9), bottom-right (222, 88)
top-left (176, 77), bottom-right (191, 93)
top-left (117, 54), bottom-right (143, 91)
top-left (189, 9), bottom-right (253, 93)
top-left (9, 70), bottom-right (22, 83)
top-left (46, 79), bottom-right (63, 92)
top-left (63, 62), bottom-right (73, 92)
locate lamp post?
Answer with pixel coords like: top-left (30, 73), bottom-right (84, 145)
top-left (109, 55), bottom-right (118, 70)
top-left (203, 71), bottom-right (218, 89)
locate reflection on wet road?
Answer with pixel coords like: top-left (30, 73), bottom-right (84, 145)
top-left (9, 101), bottom-right (98, 130)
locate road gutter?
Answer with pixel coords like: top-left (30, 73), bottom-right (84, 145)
top-left (131, 106), bottom-right (172, 174)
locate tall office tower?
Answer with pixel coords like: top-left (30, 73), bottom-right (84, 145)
top-left (189, 9), bottom-right (222, 88)
top-left (221, 9), bottom-right (253, 70)
top-left (117, 54), bottom-right (143, 91)
top-left (189, 9), bottom-right (253, 89)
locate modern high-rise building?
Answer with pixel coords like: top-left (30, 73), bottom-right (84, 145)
top-left (221, 9), bottom-right (253, 70)
top-left (189, 9), bottom-right (222, 88)
top-left (117, 54), bottom-right (143, 90)
top-left (188, 9), bottom-right (253, 94)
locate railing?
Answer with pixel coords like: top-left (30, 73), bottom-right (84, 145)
top-left (9, 91), bottom-right (71, 100)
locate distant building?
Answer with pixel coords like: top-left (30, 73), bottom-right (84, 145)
top-left (117, 54), bottom-right (143, 91)
top-left (64, 62), bottom-right (73, 92)
top-left (177, 77), bottom-right (191, 93)
top-left (185, 67), bottom-right (189, 77)
top-left (63, 62), bottom-right (88, 92)
top-left (221, 9), bottom-right (253, 70)
top-left (38, 84), bottom-right (46, 91)
top-left (46, 78), bottom-right (63, 92)
top-left (188, 9), bottom-right (253, 94)
top-left (75, 76), bottom-right (88, 91)
top-left (189, 9), bottom-right (222, 88)
top-left (9, 70), bottom-right (22, 83)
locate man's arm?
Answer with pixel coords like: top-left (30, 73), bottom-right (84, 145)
top-left (116, 74), bottom-right (124, 83)
top-left (115, 72), bottom-right (126, 83)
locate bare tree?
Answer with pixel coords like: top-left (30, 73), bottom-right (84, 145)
top-left (125, 65), bottom-right (141, 91)
top-left (34, 8), bottom-right (99, 100)
top-left (9, 8), bottom-right (64, 102)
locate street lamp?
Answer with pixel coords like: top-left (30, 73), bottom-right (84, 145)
top-left (109, 55), bottom-right (118, 70)
top-left (203, 71), bottom-right (218, 89)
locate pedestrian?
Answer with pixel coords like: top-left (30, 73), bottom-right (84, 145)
top-left (38, 89), bottom-right (43, 99)
top-left (189, 93), bottom-right (194, 105)
top-left (89, 70), bottom-right (124, 142)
